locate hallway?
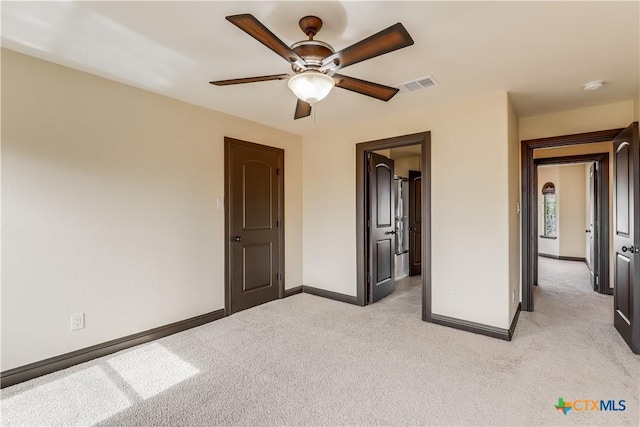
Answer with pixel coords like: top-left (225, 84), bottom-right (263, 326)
top-left (375, 275), bottom-right (422, 317)
top-left (535, 256), bottom-right (611, 326)
top-left (520, 257), bottom-right (638, 409)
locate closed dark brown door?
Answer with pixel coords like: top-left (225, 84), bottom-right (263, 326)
top-left (368, 152), bottom-right (396, 302)
top-left (589, 163), bottom-right (598, 290)
top-left (225, 138), bottom-right (283, 314)
top-left (613, 123), bottom-right (639, 353)
top-left (409, 170), bottom-right (422, 276)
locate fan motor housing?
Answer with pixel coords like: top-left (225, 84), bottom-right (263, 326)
top-left (291, 40), bottom-right (334, 68)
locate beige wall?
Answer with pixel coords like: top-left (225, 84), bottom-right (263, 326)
top-left (1, 49), bottom-right (303, 370)
top-left (537, 167), bottom-right (561, 256)
top-left (375, 149), bottom-right (391, 159)
top-left (558, 165), bottom-right (587, 258)
top-left (393, 156), bottom-right (421, 178)
top-left (507, 96), bottom-right (520, 322)
top-left (520, 100), bottom-right (635, 141)
top-left (5, 45), bottom-right (635, 370)
top-left (303, 92), bottom-right (512, 329)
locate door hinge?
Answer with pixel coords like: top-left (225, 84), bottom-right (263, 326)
top-left (277, 273), bottom-right (282, 281)
top-left (276, 168), bottom-right (280, 176)
top-left (367, 273), bottom-right (371, 284)
top-left (276, 219), bottom-right (280, 228)
top-left (596, 275), bottom-right (599, 285)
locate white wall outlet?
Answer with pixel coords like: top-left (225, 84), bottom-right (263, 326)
top-left (512, 290), bottom-right (516, 303)
top-left (516, 202), bottom-right (521, 214)
top-left (216, 198), bottom-right (224, 211)
top-left (71, 313), bottom-right (84, 331)
top-left (450, 291), bottom-right (458, 302)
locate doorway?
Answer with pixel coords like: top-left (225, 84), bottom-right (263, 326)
top-left (535, 153), bottom-right (610, 295)
top-left (355, 132), bottom-right (431, 320)
top-left (224, 137), bottom-right (285, 315)
top-left (521, 124), bottom-right (640, 354)
top-left (366, 146), bottom-right (423, 314)
top-left (522, 129), bottom-right (621, 311)
top-left (408, 170), bottom-right (423, 277)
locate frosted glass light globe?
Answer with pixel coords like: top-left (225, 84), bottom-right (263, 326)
top-left (287, 71), bottom-right (335, 104)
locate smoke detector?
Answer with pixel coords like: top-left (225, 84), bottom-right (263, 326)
top-left (583, 80), bottom-right (604, 91)
top-left (396, 75), bottom-right (438, 93)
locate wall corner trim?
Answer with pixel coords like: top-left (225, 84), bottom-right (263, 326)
top-left (1, 309), bottom-right (225, 389)
top-left (302, 286), bottom-right (360, 305)
top-left (508, 303), bottom-right (522, 340)
top-left (428, 313), bottom-right (511, 341)
top-left (539, 253), bottom-right (587, 263)
top-left (284, 286), bottom-right (303, 297)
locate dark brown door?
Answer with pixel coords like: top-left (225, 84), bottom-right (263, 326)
top-left (409, 170), bottom-right (422, 276)
top-left (589, 163), bottom-right (598, 290)
top-left (368, 152), bottom-right (395, 302)
top-left (225, 138), bottom-right (283, 314)
top-left (613, 123), bottom-right (639, 354)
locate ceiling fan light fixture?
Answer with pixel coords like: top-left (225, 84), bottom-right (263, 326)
top-left (287, 71), bottom-right (335, 104)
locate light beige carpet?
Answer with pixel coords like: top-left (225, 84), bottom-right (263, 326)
top-left (2, 257), bottom-right (638, 426)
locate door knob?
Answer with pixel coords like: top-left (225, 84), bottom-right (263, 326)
top-left (385, 231), bottom-right (396, 235)
top-left (621, 246), bottom-right (638, 253)
top-left (233, 236), bottom-right (242, 242)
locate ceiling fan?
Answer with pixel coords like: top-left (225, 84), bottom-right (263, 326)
top-left (209, 14), bottom-right (414, 120)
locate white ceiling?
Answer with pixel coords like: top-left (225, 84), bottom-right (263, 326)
top-left (2, 1), bottom-right (638, 136)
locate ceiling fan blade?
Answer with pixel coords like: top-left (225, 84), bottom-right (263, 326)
top-left (333, 74), bottom-right (399, 101)
top-left (210, 74), bottom-right (290, 86)
top-left (294, 99), bottom-right (312, 120)
top-left (321, 23), bottom-right (414, 71)
top-left (226, 14), bottom-right (306, 68)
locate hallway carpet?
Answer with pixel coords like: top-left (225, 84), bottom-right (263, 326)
top-left (2, 258), bottom-right (638, 426)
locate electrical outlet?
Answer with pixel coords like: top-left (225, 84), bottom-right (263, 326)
top-left (512, 290), bottom-right (516, 303)
top-left (216, 198), bottom-right (224, 210)
top-left (450, 291), bottom-right (458, 302)
top-left (71, 313), bottom-right (84, 331)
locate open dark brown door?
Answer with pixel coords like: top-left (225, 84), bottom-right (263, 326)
top-left (408, 170), bottom-right (422, 276)
top-left (613, 122), bottom-right (640, 354)
top-left (589, 163), bottom-right (598, 290)
top-left (225, 138), bottom-right (283, 314)
top-left (368, 152), bottom-right (396, 302)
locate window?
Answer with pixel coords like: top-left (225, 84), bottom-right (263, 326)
top-left (542, 182), bottom-right (557, 237)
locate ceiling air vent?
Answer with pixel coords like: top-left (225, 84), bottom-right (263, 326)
top-left (396, 75), bottom-right (438, 93)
